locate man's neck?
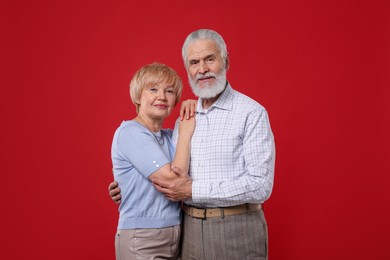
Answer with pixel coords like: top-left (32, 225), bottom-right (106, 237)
top-left (201, 81), bottom-right (227, 109)
top-left (202, 95), bottom-right (219, 109)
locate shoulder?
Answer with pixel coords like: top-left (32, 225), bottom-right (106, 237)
top-left (114, 120), bottom-right (149, 139)
top-left (231, 89), bottom-right (266, 114)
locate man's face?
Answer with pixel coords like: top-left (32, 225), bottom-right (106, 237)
top-left (186, 39), bottom-right (227, 99)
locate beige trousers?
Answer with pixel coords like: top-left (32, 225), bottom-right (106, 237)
top-left (115, 225), bottom-right (181, 260)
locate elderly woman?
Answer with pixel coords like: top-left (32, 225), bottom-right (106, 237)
top-left (111, 63), bottom-right (195, 260)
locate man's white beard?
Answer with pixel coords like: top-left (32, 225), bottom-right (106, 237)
top-left (188, 69), bottom-right (227, 99)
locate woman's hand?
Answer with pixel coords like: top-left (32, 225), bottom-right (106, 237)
top-left (180, 99), bottom-right (197, 120)
top-left (178, 113), bottom-right (195, 137)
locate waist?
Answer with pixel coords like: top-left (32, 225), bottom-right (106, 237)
top-left (182, 203), bottom-right (262, 219)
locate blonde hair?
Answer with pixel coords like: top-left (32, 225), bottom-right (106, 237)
top-left (129, 63), bottom-right (183, 113)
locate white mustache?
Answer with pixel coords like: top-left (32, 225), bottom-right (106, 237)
top-left (196, 73), bottom-right (216, 81)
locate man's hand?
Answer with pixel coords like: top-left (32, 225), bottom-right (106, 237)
top-left (152, 166), bottom-right (193, 201)
top-left (108, 181), bottom-right (122, 204)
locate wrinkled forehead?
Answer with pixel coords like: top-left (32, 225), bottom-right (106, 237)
top-left (186, 39), bottom-right (220, 60)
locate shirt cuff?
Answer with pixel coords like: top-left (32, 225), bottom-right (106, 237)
top-left (191, 181), bottom-right (209, 203)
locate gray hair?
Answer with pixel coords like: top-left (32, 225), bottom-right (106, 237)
top-left (182, 29), bottom-right (228, 69)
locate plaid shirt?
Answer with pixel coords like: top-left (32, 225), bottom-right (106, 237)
top-left (173, 84), bottom-right (275, 208)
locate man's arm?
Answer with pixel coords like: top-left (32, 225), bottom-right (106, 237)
top-left (152, 166), bottom-right (192, 201)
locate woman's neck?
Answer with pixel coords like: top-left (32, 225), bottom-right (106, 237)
top-left (135, 114), bottom-right (162, 132)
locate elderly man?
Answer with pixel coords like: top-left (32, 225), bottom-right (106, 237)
top-left (109, 29), bottom-right (275, 259)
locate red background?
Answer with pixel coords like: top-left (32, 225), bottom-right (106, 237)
top-left (1, 0), bottom-right (389, 259)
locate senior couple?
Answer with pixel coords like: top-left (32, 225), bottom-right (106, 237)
top-left (109, 29), bottom-right (275, 260)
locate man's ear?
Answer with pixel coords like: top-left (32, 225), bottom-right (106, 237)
top-left (225, 54), bottom-right (230, 70)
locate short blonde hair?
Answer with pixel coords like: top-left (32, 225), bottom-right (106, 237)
top-left (129, 63), bottom-right (183, 113)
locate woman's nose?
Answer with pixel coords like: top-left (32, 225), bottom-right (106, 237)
top-left (158, 90), bottom-right (167, 100)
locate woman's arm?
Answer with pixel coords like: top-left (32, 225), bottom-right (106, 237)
top-left (148, 115), bottom-right (195, 182)
top-left (108, 99), bottom-right (197, 203)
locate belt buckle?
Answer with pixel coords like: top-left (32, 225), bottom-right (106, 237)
top-left (192, 207), bottom-right (207, 219)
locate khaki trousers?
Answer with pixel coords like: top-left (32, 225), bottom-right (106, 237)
top-left (115, 225), bottom-right (181, 260)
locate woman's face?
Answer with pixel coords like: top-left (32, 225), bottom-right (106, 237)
top-left (138, 80), bottom-right (177, 121)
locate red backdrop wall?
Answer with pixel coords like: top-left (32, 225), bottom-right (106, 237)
top-left (1, 0), bottom-right (389, 259)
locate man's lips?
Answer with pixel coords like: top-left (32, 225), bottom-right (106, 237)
top-left (197, 76), bottom-right (215, 83)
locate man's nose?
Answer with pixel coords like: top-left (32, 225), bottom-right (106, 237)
top-left (198, 60), bottom-right (209, 74)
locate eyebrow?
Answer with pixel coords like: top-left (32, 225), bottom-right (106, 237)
top-left (189, 54), bottom-right (216, 63)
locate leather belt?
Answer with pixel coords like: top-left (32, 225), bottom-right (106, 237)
top-left (182, 203), bottom-right (262, 219)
